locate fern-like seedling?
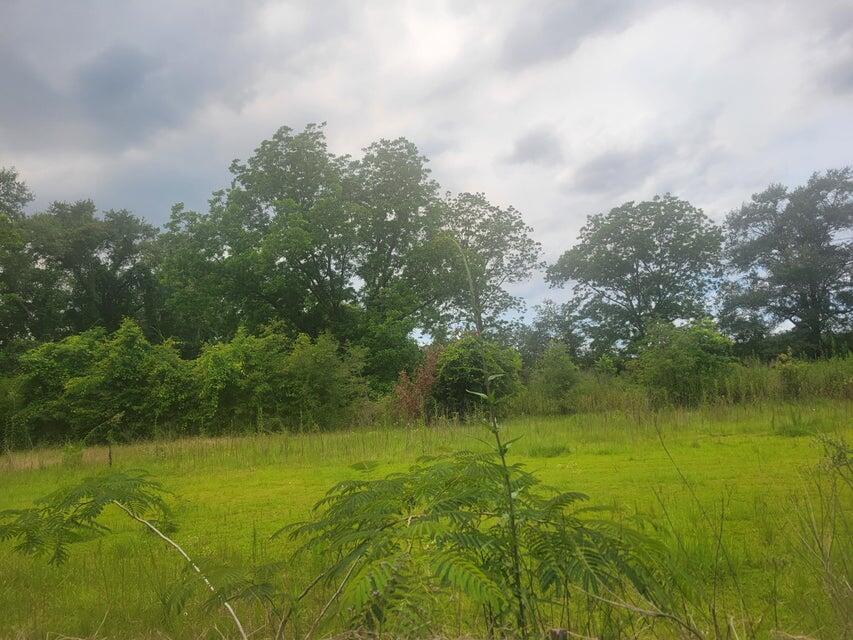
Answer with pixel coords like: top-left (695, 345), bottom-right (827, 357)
top-left (0, 469), bottom-right (172, 565)
top-left (0, 469), bottom-right (250, 640)
top-left (281, 448), bottom-right (671, 637)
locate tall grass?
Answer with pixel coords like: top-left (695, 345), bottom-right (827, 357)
top-left (1, 400), bottom-right (851, 639)
top-left (511, 355), bottom-right (853, 418)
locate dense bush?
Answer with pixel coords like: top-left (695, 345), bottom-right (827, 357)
top-left (12, 320), bottom-right (193, 444)
top-left (433, 335), bottom-right (521, 417)
top-left (530, 341), bottom-right (579, 398)
top-left (775, 353), bottom-right (853, 401)
top-left (633, 320), bottom-right (733, 406)
top-left (4, 319), bottom-right (370, 445)
top-left (277, 333), bottom-right (367, 430)
top-left (193, 327), bottom-right (293, 432)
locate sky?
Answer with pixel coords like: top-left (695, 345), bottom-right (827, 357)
top-left (2, 0), bottom-right (852, 308)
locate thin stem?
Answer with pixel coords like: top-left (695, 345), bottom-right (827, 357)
top-left (111, 500), bottom-right (249, 640)
top-left (450, 234), bottom-right (528, 639)
top-left (274, 569), bottom-right (328, 640)
top-left (302, 560), bottom-right (358, 640)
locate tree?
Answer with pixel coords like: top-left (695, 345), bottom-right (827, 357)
top-left (547, 194), bottom-right (722, 355)
top-left (352, 137), bottom-right (441, 315)
top-left (723, 168), bottom-right (853, 357)
top-left (19, 201), bottom-right (160, 337)
top-left (437, 192), bottom-right (543, 333)
top-left (0, 168), bottom-right (36, 363)
top-left (157, 125), bottom-right (441, 364)
top-left (157, 125), bottom-right (541, 376)
top-left (0, 167), bottom-right (32, 220)
top-left (513, 299), bottom-right (584, 370)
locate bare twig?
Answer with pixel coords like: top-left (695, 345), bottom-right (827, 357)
top-left (111, 500), bottom-right (249, 640)
top-left (567, 584), bottom-right (705, 640)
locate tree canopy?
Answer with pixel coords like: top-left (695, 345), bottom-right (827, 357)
top-left (546, 194), bottom-right (722, 355)
top-left (722, 168), bottom-right (853, 356)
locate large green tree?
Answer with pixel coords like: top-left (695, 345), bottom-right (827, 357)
top-left (158, 125), bottom-right (542, 380)
top-left (2, 173), bottom-right (160, 361)
top-left (547, 194), bottom-right (722, 354)
top-left (25, 201), bottom-right (159, 336)
top-left (435, 192), bottom-right (543, 334)
top-left (0, 168), bottom-right (37, 364)
top-left (722, 168), bottom-right (853, 356)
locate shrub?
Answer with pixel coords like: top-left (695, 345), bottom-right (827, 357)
top-left (567, 372), bottom-right (650, 414)
top-left (194, 330), bottom-right (367, 432)
top-left (530, 341), bottom-right (580, 400)
top-left (278, 333), bottom-right (367, 430)
top-left (0, 374), bottom-right (24, 449)
top-left (775, 353), bottom-right (853, 400)
top-left (392, 345), bottom-right (442, 423)
top-left (433, 336), bottom-right (521, 417)
top-left (286, 444), bottom-right (667, 638)
top-left (192, 328), bottom-right (292, 432)
top-left (633, 319), bottom-right (733, 406)
top-left (715, 359), bottom-right (777, 404)
top-left (14, 322), bottom-right (193, 443)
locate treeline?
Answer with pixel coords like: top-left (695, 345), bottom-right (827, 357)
top-left (1, 124), bottom-right (851, 445)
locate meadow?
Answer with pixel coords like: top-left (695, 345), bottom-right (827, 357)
top-left (1, 399), bottom-right (851, 639)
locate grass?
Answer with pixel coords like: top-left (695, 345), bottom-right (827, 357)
top-left (1, 399), bottom-right (851, 639)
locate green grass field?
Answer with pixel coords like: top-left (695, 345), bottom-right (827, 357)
top-left (1, 400), bottom-right (851, 639)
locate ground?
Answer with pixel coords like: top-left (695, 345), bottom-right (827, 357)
top-left (1, 400), bottom-right (851, 639)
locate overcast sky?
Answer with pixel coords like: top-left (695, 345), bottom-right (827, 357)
top-left (2, 0), bottom-right (852, 306)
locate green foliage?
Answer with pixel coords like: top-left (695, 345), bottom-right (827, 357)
top-left (433, 335), bottom-right (521, 417)
top-left (547, 194), bottom-right (722, 356)
top-left (633, 320), bottom-right (733, 406)
top-left (9, 319), bottom-right (370, 443)
top-left (530, 341), bottom-right (580, 400)
top-left (15, 320), bottom-right (193, 443)
top-left (285, 449), bottom-right (667, 637)
top-left (724, 168), bottom-right (853, 357)
top-left (775, 353), bottom-right (853, 401)
top-left (192, 327), bottom-right (293, 431)
top-left (278, 333), bottom-right (367, 430)
top-left (0, 470), bottom-right (171, 565)
top-left (435, 192), bottom-right (544, 332)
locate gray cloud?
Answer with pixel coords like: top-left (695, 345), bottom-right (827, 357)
top-left (500, 0), bottom-right (649, 71)
top-left (0, 0), bottom-right (849, 315)
top-left (75, 46), bottom-right (174, 146)
top-left (506, 128), bottom-right (563, 166)
top-left (570, 141), bottom-right (674, 195)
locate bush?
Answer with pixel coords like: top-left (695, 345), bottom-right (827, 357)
top-left (433, 335), bottom-right (521, 417)
top-left (775, 353), bottom-right (853, 401)
top-left (392, 345), bottom-right (442, 424)
top-left (14, 320), bottom-right (194, 443)
top-left (278, 333), bottom-right (367, 430)
top-left (194, 330), bottom-right (367, 432)
top-left (10, 321), bottom-right (372, 444)
top-left (192, 327), bottom-right (292, 432)
top-left (567, 372), bottom-right (650, 414)
top-left (715, 359), bottom-right (777, 404)
top-left (530, 342), bottom-right (580, 399)
top-left (633, 320), bottom-right (733, 406)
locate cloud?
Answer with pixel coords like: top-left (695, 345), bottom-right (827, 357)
top-left (571, 141), bottom-right (672, 194)
top-left (506, 128), bottom-right (563, 166)
top-left (499, 0), bottom-right (652, 70)
top-left (0, 0), bottom-right (850, 318)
